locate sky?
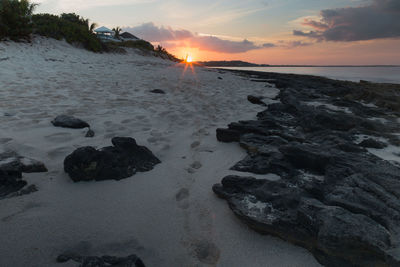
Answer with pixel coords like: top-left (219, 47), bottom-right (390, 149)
top-left (34, 0), bottom-right (400, 65)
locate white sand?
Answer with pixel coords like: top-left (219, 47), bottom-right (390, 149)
top-left (0, 37), bottom-right (320, 267)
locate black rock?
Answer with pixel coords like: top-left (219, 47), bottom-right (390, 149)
top-left (85, 129), bottom-right (95, 138)
top-left (57, 253), bottom-right (145, 267)
top-left (247, 95), bottom-right (266, 106)
top-left (213, 70), bottom-right (400, 267)
top-left (150, 89), bottom-right (166, 94)
top-left (0, 151), bottom-right (46, 199)
top-left (0, 151), bottom-right (48, 173)
top-left (52, 115), bottom-right (90, 129)
top-left (0, 169), bottom-right (27, 199)
top-left (359, 138), bottom-right (387, 149)
top-left (64, 137), bottom-right (161, 182)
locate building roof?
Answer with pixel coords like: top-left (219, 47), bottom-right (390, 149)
top-left (94, 26), bottom-right (114, 33)
top-left (120, 32), bottom-right (139, 40)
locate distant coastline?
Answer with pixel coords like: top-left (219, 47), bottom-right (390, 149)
top-left (200, 60), bottom-right (400, 68)
top-left (258, 65), bottom-right (400, 68)
top-left (197, 60), bottom-right (270, 67)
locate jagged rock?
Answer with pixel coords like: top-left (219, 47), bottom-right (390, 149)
top-left (52, 115), bottom-right (94, 137)
top-left (359, 138), bottom-right (387, 149)
top-left (0, 151), bottom-right (46, 199)
top-left (85, 129), bottom-right (95, 138)
top-left (0, 151), bottom-right (48, 173)
top-left (0, 169), bottom-right (26, 199)
top-left (64, 137), bottom-right (161, 182)
top-left (52, 115), bottom-right (90, 129)
top-left (57, 253), bottom-right (145, 267)
top-left (247, 95), bottom-right (266, 106)
top-left (214, 70), bottom-right (400, 267)
top-left (150, 89), bottom-right (166, 94)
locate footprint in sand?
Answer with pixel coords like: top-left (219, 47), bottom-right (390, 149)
top-left (190, 239), bottom-right (220, 265)
top-left (48, 146), bottom-right (72, 159)
top-left (45, 132), bottom-right (74, 143)
top-left (186, 161), bottom-right (202, 174)
top-left (190, 161), bottom-right (202, 169)
top-left (175, 188), bottom-right (190, 209)
top-left (190, 141), bottom-right (200, 149)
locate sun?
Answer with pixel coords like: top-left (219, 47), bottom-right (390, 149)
top-left (186, 55), bottom-right (193, 63)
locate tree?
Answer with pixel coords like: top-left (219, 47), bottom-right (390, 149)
top-left (89, 22), bottom-right (97, 33)
top-left (112, 26), bottom-right (121, 39)
top-left (0, 0), bottom-right (37, 41)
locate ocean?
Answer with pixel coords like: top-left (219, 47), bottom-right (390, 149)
top-left (216, 66), bottom-right (400, 84)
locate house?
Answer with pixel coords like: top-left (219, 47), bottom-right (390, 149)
top-left (120, 32), bottom-right (139, 41)
top-left (94, 26), bottom-right (120, 42)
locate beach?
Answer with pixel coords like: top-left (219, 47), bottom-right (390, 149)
top-left (0, 37), bottom-right (322, 267)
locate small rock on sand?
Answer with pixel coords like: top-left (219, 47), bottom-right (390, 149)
top-left (150, 89), bottom-right (166, 94)
top-left (51, 115), bottom-right (90, 129)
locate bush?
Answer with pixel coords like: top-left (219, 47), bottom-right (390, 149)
top-left (155, 45), bottom-right (180, 62)
top-left (110, 39), bottom-right (154, 51)
top-left (32, 13), bottom-right (103, 52)
top-left (0, 0), bottom-right (37, 41)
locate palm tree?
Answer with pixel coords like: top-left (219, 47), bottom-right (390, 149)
top-left (112, 26), bottom-right (122, 39)
top-left (89, 22), bottom-right (97, 33)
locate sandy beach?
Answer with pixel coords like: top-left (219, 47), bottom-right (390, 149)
top-left (0, 37), bottom-right (321, 266)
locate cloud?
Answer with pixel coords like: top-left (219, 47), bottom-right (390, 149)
top-left (262, 43), bottom-right (276, 48)
top-left (294, 0), bottom-right (400, 41)
top-left (124, 23), bottom-right (274, 53)
top-left (124, 23), bottom-right (193, 42)
top-left (35, 0), bottom-right (157, 11)
top-left (124, 23), bottom-right (312, 53)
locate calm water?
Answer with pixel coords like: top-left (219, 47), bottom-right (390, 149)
top-left (217, 66), bottom-right (400, 84)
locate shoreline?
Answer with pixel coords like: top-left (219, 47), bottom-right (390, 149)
top-left (214, 68), bottom-right (400, 266)
top-left (213, 66), bottom-right (400, 84)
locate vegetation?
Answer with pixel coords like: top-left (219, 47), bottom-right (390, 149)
top-left (32, 13), bottom-right (103, 52)
top-left (112, 26), bottom-right (121, 39)
top-left (0, 0), bottom-right (180, 60)
top-left (108, 41), bottom-right (180, 61)
top-left (111, 39), bottom-right (155, 50)
top-left (155, 45), bottom-right (181, 62)
top-left (0, 0), bottom-right (37, 41)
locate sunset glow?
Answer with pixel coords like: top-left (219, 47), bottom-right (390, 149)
top-left (35, 0), bottom-right (400, 65)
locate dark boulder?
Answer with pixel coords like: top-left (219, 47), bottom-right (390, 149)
top-left (0, 169), bottom-right (26, 199)
top-left (85, 129), bottom-right (95, 138)
top-left (52, 115), bottom-right (90, 129)
top-left (359, 138), bottom-right (387, 149)
top-left (57, 253), bottom-right (145, 267)
top-left (0, 151), bottom-right (47, 199)
top-left (64, 137), bottom-right (161, 182)
top-left (213, 70), bottom-right (400, 266)
top-left (0, 151), bottom-right (48, 173)
top-left (52, 115), bottom-right (94, 137)
top-left (247, 95), bottom-right (266, 106)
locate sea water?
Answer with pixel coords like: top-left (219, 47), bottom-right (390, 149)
top-left (217, 66), bottom-right (400, 84)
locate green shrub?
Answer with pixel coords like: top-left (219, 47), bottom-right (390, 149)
top-left (32, 13), bottom-right (103, 52)
top-left (0, 0), bottom-right (37, 41)
top-left (0, 0), bottom-right (179, 59)
top-left (110, 40), bottom-right (154, 51)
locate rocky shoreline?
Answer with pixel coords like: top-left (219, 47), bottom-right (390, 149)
top-left (214, 70), bottom-right (400, 267)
